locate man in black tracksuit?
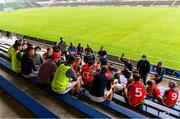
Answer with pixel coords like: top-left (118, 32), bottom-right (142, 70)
top-left (137, 55), bottom-right (150, 85)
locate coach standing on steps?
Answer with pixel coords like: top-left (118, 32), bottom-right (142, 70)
top-left (137, 55), bottom-right (150, 85)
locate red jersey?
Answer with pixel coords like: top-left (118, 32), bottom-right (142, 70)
top-left (126, 78), bottom-right (135, 88)
top-left (73, 63), bottom-right (80, 73)
top-left (147, 84), bottom-right (161, 98)
top-left (105, 71), bottom-right (113, 80)
top-left (163, 89), bottom-right (179, 107)
top-left (80, 64), bottom-right (93, 85)
top-left (92, 64), bottom-right (99, 71)
top-left (128, 81), bottom-right (146, 107)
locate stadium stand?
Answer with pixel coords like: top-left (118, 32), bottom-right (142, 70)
top-left (0, 55), bottom-right (151, 118)
top-left (153, 0), bottom-right (174, 5)
top-left (0, 57), bottom-right (111, 118)
top-left (174, 0), bottom-right (180, 5)
top-left (0, 75), bottom-right (59, 118)
top-left (0, 39), bottom-right (179, 118)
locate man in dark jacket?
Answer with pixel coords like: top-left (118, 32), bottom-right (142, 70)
top-left (137, 55), bottom-right (150, 85)
top-left (21, 47), bottom-right (38, 78)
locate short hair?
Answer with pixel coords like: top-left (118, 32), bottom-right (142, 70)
top-left (88, 61), bottom-right (94, 67)
top-left (147, 80), bottom-right (153, 86)
top-left (142, 55), bottom-right (146, 59)
top-left (35, 46), bottom-right (41, 51)
top-left (26, 46), bottom-right (34, 53)
top-left (27, 43), bottom-right (33, 48)
top-left (13, 42), bottom-right (21, 50)
top-left (133, 73), bottom-right (141, 82)
top-left (60, 37), bottom-right (63, 40)
top-left (66, 55), bottom-right (76, 64)
top-left (101, 65), bottom-right (109, 74)
top-left (47, 48), bottom-right (52, 51)
top-left (169, 81), bottom-right (177, 89)
top-left (15, 40), bottom-right (20, 44)
top-left (157, 61), bottom-right (163, 66)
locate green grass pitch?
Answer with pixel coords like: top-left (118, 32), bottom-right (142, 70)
top-left (0, 6), bottom-right (179, 70)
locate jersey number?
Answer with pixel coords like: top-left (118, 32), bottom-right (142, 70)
top-left (172, 93), bottom-right (177, 100)
top-left (135, 88), bottom-right (142, 97)
top-left (83, 72), bottom-right (89, 79)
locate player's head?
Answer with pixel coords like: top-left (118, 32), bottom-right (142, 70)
top-left (133, 73), bottom-right (141, 82)
top-left (147, 80), bottom-right (153, 86)
top-left (157, 61), bottom-right (163, 67)
top-left (142, 55), bottom-right (146, 61)
top-left (101, 65), bottom-right (109, 74)
top-left (60, 37), bottom-right (63, 42)
top-left (168, 81), bottom-right (177, 89)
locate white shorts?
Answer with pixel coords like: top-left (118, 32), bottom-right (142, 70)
top-left (88, 89), bottom-right (108, 103)
top-left (22, 71), bottom-right (38, 78)
top-left (88, 93), bottom-right (105, 103)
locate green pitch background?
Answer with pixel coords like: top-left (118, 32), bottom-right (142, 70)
top-left (0, 7), bottom-right (179, 70)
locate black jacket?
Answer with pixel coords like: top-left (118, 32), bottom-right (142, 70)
top-left (21, 53), bottom-right (37, 75)
top-left (90, 73), bottom-right (111, 97)
top-left (137, 59), bottom-right (150, 76)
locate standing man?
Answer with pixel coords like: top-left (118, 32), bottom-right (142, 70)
top-left (59, 37), bottom-right (67, 57)
top-left (98, 46), bottom-right (108, 66)
top-left (120, 53), bottom-right (133, 80)
top-left (137, 55), bottom-right (150, 85)
top-left (77, 43), bottom-right (84, 58)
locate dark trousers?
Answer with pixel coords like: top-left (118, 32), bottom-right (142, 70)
top-left (140, 74), bottom-right (147, 85)
top-left (63, 51), bottom-right (67, 57)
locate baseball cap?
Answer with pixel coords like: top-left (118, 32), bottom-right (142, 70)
top-left (51, 52), bottom-right (61, 59)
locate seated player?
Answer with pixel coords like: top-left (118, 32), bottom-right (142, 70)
top-left (21, 47), bottom-right (38, 78)
top-left (34, 46), bottom-right (44, 67)
top-left (37, 52), bottom-right (61, 85)
top-left (162, 81), bottom-right (179, 108)
top-left (98, 46), bottom-right (107, 66)
top-left (106, 65), bottom-right (123, 93)
top-left (89, 66), bottom-right (113, 103)
top-left (155, 61), bottom-right (165, 84)
top-left (51, 55), bottom-right (81, 94)
top-left (84, 44), bottom-right (95, 64)
top-left (11, 42), bottom-right (21, 73)
top-left (91, 61), bottom-right (101, 75)
top-left (146, 80), bottom-right (161, 102)
top-left (68, 42), bottom-right (77, 55)
top-left (80, 61), bottom-right (94, 90)
top-left (124, 73), bottom-right (146, 110)
top-left (43, 47), bottom-right (53, 61)
top-left (8, 40), bottom-right (20, 58)
top-left (73, 55), bottom-right (81, 74)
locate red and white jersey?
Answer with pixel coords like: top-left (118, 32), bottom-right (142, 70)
top-left (163, 89), bottom-right (179, 107)
top-left (80, 64), bottom-right (93, 85)
top-left (147, 84), bottom-right (161, 98)
top-left (128, 81), bottom-right (146, 107)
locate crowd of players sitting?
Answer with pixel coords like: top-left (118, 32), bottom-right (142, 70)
top-left (8, 37), bottom-right (179, 110)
